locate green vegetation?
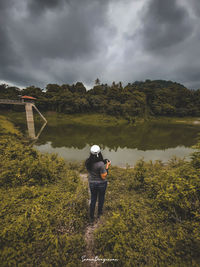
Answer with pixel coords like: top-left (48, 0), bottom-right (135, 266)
top-left (0, 116), bottom-right (200, 266)
top-left (36, 112), bottom-right (128, 127)
top-left (0, 115), bottom-right (21, 136)
top-left (1, 79), bottom-right (200, 119)
top-left (149, 116), bottom-right (200, 125)
top-left (94, 156), bottom-right (200, 266)
top-left (0, 116), bottom-right (88, 266)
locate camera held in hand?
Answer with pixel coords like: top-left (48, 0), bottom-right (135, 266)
top-left (103, 159), bottom-right (110, 164)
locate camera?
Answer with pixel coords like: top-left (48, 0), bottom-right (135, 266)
top-left (103, 159), bottom-right (110, 164)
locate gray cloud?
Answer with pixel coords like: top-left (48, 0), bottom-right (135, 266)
top-left (0, 1), bottom-right (23, 78)
top-left (0, 0), bottom-right (200, 89)
top-left (0, 0), bottom-right (114, 87)
top-left (28, 0), bottom-right (64, 14)
top-left (138, 0), bottom-right (194, 52)
top-left (191, 0), bottom-right (200, 16)
top-left (27, 0), bottom-right (109, 15)
top-left (119, 0), bottom-right (200, 89)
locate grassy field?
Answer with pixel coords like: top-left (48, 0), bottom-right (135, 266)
top-left (2, 109), bottom-right (200, 127)
top-left (0, 115), bottom-right (21, 135)
top-left (2, 110), bottom-right (128, 127)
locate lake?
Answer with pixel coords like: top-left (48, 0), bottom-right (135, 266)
top-left (6, 112), bottom-right (199, 167)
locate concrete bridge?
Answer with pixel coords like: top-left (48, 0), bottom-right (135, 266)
top-left (0, 99), bottom-right (26, 105)
top-left (0, 98), bottom-right (47, 139)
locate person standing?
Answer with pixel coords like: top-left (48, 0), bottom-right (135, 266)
top-left (85, 145), bottom-right (111, 222)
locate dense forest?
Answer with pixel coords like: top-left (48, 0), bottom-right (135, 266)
top-left (1, 79), bottom-right (200, 117)
top-left (0, 116), bottom-right (200, 266)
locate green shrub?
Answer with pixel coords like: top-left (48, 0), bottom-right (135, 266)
top-left (0, 136), bottom-right (73, 187)
top-left (94, 149), bottom-right (200, 266)
top-left (0, 181), bottom-right (88, 266)
top-left (0, 119), bottom-right (89, 266)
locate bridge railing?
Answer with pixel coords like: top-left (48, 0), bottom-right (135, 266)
top-left (0, 99), bottom-right (22, 103)
top-left (0, 99), bottom-right (24, 104)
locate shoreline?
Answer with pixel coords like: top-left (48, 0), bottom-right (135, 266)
top-left (1, 109), bottom-right (200, 127)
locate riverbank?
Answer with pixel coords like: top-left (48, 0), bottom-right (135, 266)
top-left (149, 115), bottom-right (200, 125)
top-left (0, 115), bottom-right (21, 135)
top-left (2, 109), bottom-right (200, 127)
top-left (1, 110), bottom-right (128, 127)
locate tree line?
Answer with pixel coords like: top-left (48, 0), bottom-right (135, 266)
top-left (1, 79), bottom-right (200, 117)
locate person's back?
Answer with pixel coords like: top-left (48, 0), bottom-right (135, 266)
top-left (88, 161), bottom-right (107, 183)
top-left (85, 145), bottom-right (111, 222)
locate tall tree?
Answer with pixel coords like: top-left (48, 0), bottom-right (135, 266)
top-left (95, 78), bottom-right (100, 85)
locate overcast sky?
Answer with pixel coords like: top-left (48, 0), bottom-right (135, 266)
top-left (0, 0), bottom-right (200, 89)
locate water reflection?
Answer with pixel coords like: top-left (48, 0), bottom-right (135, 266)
top-left (34, 142), bottom-right (195, 167)
top-left (35, 122), bottom-right (200, 150)
top-left (35, 122), bottom-right (47, 140)
top-left (33, 121), bottom-right (200, 166)
top-left (30, 122), bottom-right (47, 145)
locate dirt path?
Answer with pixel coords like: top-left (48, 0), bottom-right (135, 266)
top-left (79, 173), bottom-right (101, 267)
top-left (83, 221), bottom-right (101, 267)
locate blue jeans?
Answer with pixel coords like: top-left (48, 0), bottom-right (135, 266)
top-left (89, 181), bottom-right (107, 219)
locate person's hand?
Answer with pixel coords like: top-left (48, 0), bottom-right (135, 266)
top-left (106, 160), bottom-right (111, 168)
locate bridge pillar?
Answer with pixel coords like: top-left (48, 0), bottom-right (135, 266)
top-left (25, 103), bottom-right (36, 139)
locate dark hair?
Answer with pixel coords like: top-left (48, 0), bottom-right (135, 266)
top-left (85, 152), bottom-right (104, 171)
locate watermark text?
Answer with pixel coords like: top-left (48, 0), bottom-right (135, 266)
top-left (81, 255), bottom-right (118, 263)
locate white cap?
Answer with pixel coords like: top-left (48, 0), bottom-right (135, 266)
top-left (90, 145), bottom-right (101, 156)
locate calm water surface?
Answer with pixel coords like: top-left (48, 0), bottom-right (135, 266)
top-left (6, 112), bottom-right (200, 167)
top-left (32, 119), bottom-right (199, 167)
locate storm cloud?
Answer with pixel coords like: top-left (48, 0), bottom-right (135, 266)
top-left (0, 0), bottom-right (200, 89)
top-left (139, 0), bottom-right (194, 52)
